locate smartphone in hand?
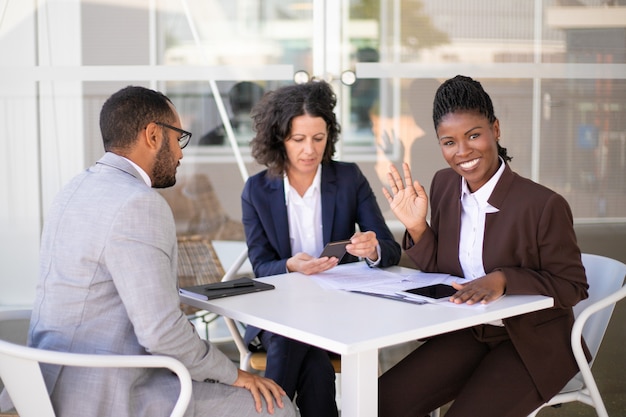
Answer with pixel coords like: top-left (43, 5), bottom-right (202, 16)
top-left (319, 239), bottom-right (351, 261)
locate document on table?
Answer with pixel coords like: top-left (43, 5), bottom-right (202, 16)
top-left (310, 263), bottom-right (502, 308)
top-left (310, 262), bottom-right (406, 290)
top-left (310, 262), bottom-right (458, 293)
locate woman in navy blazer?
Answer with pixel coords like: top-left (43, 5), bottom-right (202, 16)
top-left (241, 80), bottom-right (401, 417)
top-left (379, 75), bottom-right (589, 417)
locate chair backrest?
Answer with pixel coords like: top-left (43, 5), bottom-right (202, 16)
top-left (0, 309), bottom-right (192, 417)
top-left (578, 253), bottom-right (626, 361)
top-left (159, 173), bottom-right (244, 239)
top-left (0, 309), bottom-right (52, 416)
top-left (177, 235), bottom-right (226, 315)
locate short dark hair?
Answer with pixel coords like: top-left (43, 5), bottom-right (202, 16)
top-left (99, 86), bottom-right (174, 152)
top-left (433, 75), bottom-right (511, 162)
top-left (249, 80), bottom-right (341, 177)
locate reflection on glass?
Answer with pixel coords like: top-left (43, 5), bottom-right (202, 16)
top-left (159, 0), bottom-right (314, 68)
top-left (137, 0), bottom-right (626, 221)
top-left (197, 82), bottom-right (265, 146)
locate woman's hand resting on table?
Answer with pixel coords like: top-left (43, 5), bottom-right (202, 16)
top-left (450, 271), bottom-right (507, 305)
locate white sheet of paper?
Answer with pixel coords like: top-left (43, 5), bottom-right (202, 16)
top-left (309, 262), bottom-right (402, 290)
top-left (310, 263), bottom-right (458, 292)
top-left (309, 263), bottom-right (502, 308)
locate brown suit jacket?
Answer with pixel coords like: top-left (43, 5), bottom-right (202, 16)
top-left (405, 163), bottom-right (590, 401)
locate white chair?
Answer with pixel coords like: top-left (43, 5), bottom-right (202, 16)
top-left (0, 309), bottom-right (192, 417)
top-left (429, 253), bottom-right (626, 417)
top-left (528, 253), bottom-right (626, 417)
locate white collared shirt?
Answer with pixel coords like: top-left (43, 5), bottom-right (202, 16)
top-left (459, 158), bottom-right (505, 324)
top-left (122, 156), bottom-right (151, 187)
top-left (459, 158), bottom-right (505, 281)
top-left (283, 165), bottom-right (381, 267)
top-left (284, 165), bottom-right (324, 257)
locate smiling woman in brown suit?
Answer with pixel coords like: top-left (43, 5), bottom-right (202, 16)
top-left (379, 75), bottom-right (589, 417)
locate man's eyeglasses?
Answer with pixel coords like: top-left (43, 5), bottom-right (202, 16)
top-left (156, 122), bottom-right (192, 149)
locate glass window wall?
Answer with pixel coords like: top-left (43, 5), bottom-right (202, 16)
top-left (1, 0), bottom-right (625, 304)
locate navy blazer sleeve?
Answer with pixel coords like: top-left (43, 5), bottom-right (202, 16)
top-left (328, 162), bottom-right (401, 268)
top-left (242, 162), bottom-right (400, 278)
top-left (241, 173), bottom-right (290, 278)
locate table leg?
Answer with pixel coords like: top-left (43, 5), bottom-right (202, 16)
top-left (340, 349), bottom-right (378, 417)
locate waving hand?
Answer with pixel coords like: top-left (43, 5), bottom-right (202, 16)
top-left (382, 163), bottom-right (429, 241)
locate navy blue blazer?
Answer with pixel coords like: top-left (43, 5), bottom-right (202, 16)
top-left (242, 160), bottom-right (401, 278)
top-left (241, 161), bottom-right (401, 345)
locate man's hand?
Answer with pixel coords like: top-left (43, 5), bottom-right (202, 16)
top-left (232, 369), bottom-right (288, 414)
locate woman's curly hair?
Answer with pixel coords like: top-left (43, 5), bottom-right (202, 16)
top-left (249, 80), bottom-right (341, 177)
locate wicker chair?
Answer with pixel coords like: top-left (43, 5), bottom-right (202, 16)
top-left (160, 173), bottom-right (244, 240)
top-left (176, 235), bottom-right (229, 338)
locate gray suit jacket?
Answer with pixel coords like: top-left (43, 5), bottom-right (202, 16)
top-left (22, 153), bottom-right (239, 416)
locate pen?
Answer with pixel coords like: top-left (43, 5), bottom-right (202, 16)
top-left (205, 280), bottom-right (255, 290)
top-left (350, 290), bottom-right (427, 305)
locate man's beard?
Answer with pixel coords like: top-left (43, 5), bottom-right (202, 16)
top-left (152, 133), bottom-right (178, 188)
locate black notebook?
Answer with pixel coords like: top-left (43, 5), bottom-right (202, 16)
top-left (179, 277), bottom-right (275, 300)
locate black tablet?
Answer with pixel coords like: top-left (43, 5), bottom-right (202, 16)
top-left (398, 283), bottom-right (457, 301)
top-left (179, 277), bottom-right (275, 300)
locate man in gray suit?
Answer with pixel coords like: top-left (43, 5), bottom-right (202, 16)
top-left (13, 86), bottom-right (295, 417)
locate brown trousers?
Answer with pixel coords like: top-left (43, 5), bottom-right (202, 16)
top-left (378, 325), bottom-right (544, 417)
